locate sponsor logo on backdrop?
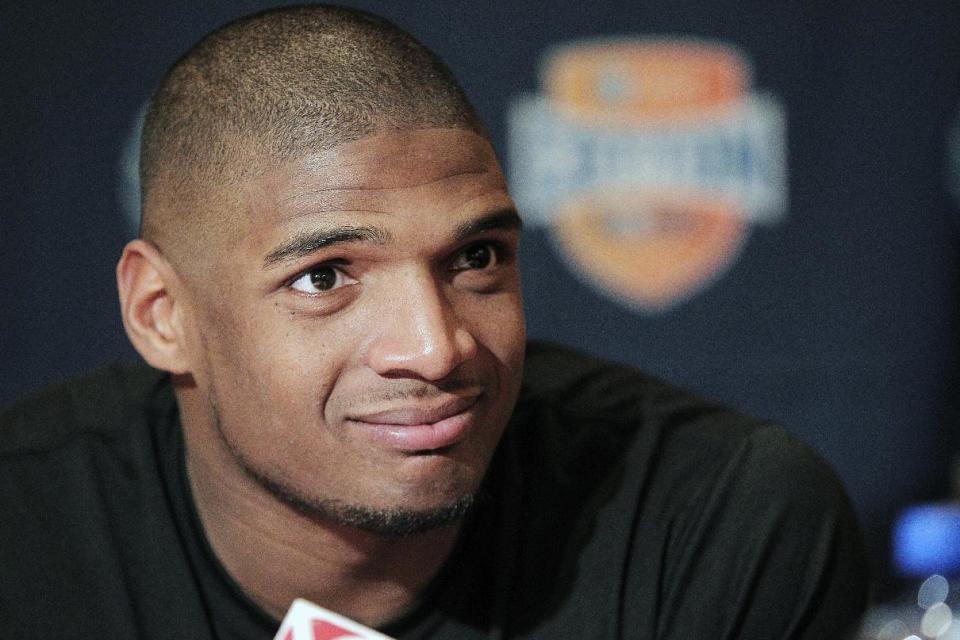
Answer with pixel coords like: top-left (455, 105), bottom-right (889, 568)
top-left (948, 109), bottom-right (960, 205)
top-left (118, 104), bottom-right (147, 237)
top-left (508, 37), bottom-right (788, 311)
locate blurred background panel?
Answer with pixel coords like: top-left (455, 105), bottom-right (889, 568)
top-left (3, 0), bottom-right (959, 597)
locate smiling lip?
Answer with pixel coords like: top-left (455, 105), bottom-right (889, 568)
top-left (347, 395), bottom-right (481, 452)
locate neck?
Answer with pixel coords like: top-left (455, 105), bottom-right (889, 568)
top-left (179, 395), bottom-right (461, 628)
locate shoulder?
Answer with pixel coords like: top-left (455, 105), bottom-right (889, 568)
top-left (647, 421), bottom-right (868, 638)
top-left (516, 341), bottom-right (860, 549)
top-left (0, 363), bottom-right (169, 456)
top-left (514, 343), bottom-right (867, 636)
top-left (518, 341), bottom-right (773, 464)
top-left (0, 365), bottom-right (194, 636)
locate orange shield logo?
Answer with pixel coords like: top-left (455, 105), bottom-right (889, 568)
top-left (509, 38), bottom-right (787, 311)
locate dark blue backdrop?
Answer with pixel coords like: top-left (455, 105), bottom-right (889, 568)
top-left (4, 1), bottom-right (959, 591)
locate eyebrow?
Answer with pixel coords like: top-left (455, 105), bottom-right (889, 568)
top-left (262, 208), bottom-right (522, 269)
top-left (263, 225), bottom-right (391, 268)
top-left (453, 208), bottom-right (523, 241)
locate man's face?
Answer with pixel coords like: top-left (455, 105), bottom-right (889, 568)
top-left (180, 128), bottom-right (525, 534)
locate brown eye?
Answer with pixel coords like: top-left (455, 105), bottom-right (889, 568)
top-left (454, 243), bottom-right (495, 270)
top-left (290, 266), bottom-right (353, 294)
top-left (309, 268), bottom-right (337, 290)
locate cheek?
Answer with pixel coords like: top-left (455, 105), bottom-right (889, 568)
top-left (465, 289), bottom-right (526, 370)
top-left (201, 319), bottom-right (357, 482)
top-left (198, 306), bottom-right (344, 425)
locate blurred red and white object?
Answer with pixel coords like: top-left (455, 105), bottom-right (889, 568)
top-left (274, 599), bottom-right (396, 640)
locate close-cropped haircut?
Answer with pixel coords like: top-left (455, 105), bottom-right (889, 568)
top-left (139, 4), bottom-right (486, 250)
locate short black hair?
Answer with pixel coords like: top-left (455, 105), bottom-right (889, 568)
top-left (140, 4), bottom-right (485, 255)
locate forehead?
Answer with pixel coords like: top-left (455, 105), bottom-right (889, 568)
top-left (302, 128), bottom-right (500, 187)
top-left (242, 128), bottom-right (508, 224)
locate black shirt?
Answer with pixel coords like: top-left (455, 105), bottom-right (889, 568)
top-left (0, 342), bottom-right (868, 638)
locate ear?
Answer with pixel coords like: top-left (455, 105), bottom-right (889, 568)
top-left (117, 239), bottom-right (193, 374)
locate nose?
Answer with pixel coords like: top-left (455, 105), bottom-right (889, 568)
top-left (365, 274), bottom-right (478, 381)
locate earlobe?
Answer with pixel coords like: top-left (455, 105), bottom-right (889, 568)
top-left (116, 239), bottom-right (192, 374)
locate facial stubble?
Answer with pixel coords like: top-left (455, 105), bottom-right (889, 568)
top-left (205, 382), bottom-right (479, 537)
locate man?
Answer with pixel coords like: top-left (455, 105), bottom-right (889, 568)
top-left (0, 5), bottom-right (867, 638)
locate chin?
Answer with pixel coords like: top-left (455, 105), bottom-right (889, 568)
top-left (334, 494), bottom-right (478, 536)
top-left (242, 453), bottom-right (479, 536)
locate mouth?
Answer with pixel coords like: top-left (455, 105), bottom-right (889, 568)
top-left (346, 394), bottom-right (482, 453)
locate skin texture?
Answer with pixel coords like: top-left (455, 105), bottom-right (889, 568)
top-left (117, 128), bottom-right (526, 625)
